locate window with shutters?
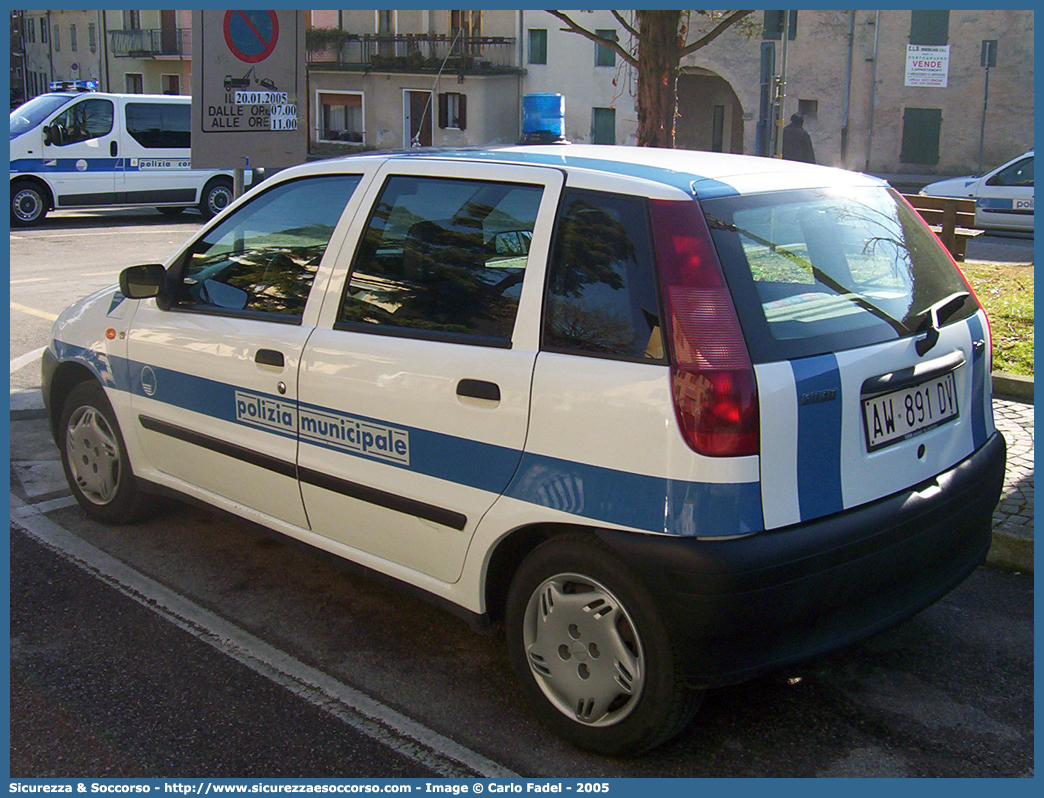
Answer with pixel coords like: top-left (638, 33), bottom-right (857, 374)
top-left (439, 92), bottom-right (466, 130)
top-left (900, 108), bottom-right (942, 165)
top-left (591, 107), bottom-right (616, 145)
top-left (595, 29), bottom-right (616, 67)
top-left (528, 29), bottom-right (547, 65)
top-left (319, 92), bottom-right (364, 143)
top-left (910, 10), bottom-right (949, 45)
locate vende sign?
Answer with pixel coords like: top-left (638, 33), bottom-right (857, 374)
top-left (905, 44), bottom-right (950, 87)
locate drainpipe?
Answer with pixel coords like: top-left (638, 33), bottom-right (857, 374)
top-left (840, 10), bottom-right (855, 168)
top-left (518, 9), bottom-right (524, 142)
top-left (99, 10), bottom-right (110, 92)
top-left (865, 10), bottom-right (880, 172)
top-left (46, 10), bottom-right (54, 84)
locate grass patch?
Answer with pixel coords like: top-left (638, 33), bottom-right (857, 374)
top-left (961, 261), bottom-right (1034, 376)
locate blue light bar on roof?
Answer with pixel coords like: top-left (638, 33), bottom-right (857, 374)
top-left (520, 93), bottom-right (568, 145)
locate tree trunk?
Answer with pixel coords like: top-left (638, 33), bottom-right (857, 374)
top-left (636, 10), bottom-right (681, 148)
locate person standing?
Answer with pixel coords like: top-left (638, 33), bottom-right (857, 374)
top-left (782, 113), bottom-right (816, 164)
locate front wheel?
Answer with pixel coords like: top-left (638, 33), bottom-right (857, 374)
top-left (11, 180), bottom-right (49, 227)
top-left (58, 380), bottom-right (151, 524)
top-left (505, 534), bottom-right (701, 756)
top-left (199, 177), bottom-right (234, 220)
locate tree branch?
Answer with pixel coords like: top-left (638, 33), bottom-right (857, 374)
top-left (544, 10), bottom-right (639, 68)
top-left (678, 10), bottom-right (754, 58)
top-left (610, 10), bottom-right (639, 41)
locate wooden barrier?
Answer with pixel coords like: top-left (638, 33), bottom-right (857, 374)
top-left (902, 194), bottom-right (984, 261)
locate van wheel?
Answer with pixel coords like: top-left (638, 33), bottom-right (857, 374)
top-left (11, 180), bottom-right (49, 227)
top-left (505, 534), bottom-right (701, 756)
top-left (59, 380), bottom-right (150, 525)
top-left (199, 177), bottom-right (234, 220)
top-left (156, 206), bottom-right (186, 217)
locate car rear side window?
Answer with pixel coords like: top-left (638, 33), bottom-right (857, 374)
top-left (126, 102), bottom-right (191, 149)
top-left (703, 187), bottom-right (979, 363)
top-left (174, 175), bottom-right (361, 321)
top-left (543, 190), bottom-right (664, 361)
top-left (338, 175), bottom-right (544, 346)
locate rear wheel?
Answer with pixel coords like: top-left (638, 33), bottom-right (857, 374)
top-left (11, 180), bottom-right (49, 227)
top-left (505, 534), bottom-right (701, 755)
top-left (198, 177), bottom-right (234, 220)
top-left (59, 380), bottom-right (150, 524)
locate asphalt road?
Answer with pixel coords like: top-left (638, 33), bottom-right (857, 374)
top-left (8, 209), bottom-right (1036, 778)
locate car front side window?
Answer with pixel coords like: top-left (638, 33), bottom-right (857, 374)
top-left (337, 175), bottom-right (544, 345)
top-left (173, 174), bottom-right (361, 321)
top-left (987, 157), bottom-right (1034, 188)
top-left (50, 98), bottom-right (113, 145)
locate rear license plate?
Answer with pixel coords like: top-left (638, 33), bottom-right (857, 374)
top-left (863, 371), bottom-right (960, 452)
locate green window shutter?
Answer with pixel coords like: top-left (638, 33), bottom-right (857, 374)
top-left (910, 10), bottom-right (949, 45)
top-left (595, 29), bottom-right (616, 67)
top-left (591, 107), bottom-right (616, 145)
top-left (900, 108), bottom-right (942, 165)
top-left (528, 29), bottom-right (547, 64)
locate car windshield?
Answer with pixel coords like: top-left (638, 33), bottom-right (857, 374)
top-left (703, 186), bottom-right (978, 363)
top-left (10, 93), bottom-right (76, 139)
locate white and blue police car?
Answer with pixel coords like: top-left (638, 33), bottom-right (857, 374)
top-left (43, 144), bottom-right (1006, 755)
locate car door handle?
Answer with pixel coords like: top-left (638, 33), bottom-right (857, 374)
top-left (110, 140), bottom-right (117, 157)
top-left (456, 379), bottom-right (500, 402)
top-left (255, 349), bottom-right (284, 368)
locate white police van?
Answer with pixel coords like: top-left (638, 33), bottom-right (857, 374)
top-left (42, 145), bottom-right (1006, 755)
top-left (10, 83), bottom-right (249, 226)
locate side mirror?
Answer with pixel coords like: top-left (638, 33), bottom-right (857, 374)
top-left (43, 124), bottom-right (55, 146)
top-left (120, 263), bottom-right (167, 300)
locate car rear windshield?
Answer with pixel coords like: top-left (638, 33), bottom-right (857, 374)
top-left (701, 186), bottom-right (979, 363)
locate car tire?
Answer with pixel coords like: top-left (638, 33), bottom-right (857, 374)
top-left (156, 206), bottom-right (186, 218)
top-left (505, 533), bottom-right (701, 756)
top-left (11, 179), bottom-right (49, 227)
top-left (58, 380), bottom-right (150, 525)
top-left (199, 177), bottom-right (234, 220)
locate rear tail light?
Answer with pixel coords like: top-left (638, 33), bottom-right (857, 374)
top-left (650, 199), bottom-right (759, 457)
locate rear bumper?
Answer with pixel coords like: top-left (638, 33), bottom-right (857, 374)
top-left (596, 432), bottom-right (1007, 688)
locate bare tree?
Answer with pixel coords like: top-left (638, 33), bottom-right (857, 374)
top-left (546, 10), bottom-right (755, 148)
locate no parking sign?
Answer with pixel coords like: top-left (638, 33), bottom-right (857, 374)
top-left (191, 10), bottom-right (305, 168)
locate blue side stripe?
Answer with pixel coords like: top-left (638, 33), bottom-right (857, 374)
top-left (966, 314), bottom-right (988, 449)
top-left (791, 353), bottom-right (844, 521)
top-left (505, 453), bottom-right (763, 538)
top-left (54, 341), bottom-right (763, 537)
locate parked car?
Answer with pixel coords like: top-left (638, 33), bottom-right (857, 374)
top-left (10, 90), bottom-right (254, 226)
top-left (43, 146), bottom-right (1006, 755)
top-left (921, 150), bottom-right (1034, 232)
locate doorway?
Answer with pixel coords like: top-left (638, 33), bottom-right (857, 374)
top-left (404, 90), bottom-right (433, 147)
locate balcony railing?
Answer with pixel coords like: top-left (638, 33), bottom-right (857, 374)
top-left (110, 28), bottom-right (190, 58)
top-left (308, 34), bottom-right (518, 73)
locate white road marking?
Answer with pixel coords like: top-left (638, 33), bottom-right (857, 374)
top-left (80, 270), bottom-right (119, 277)
top-left (15, 228), bottom-right (189, 239)
top-left (10, 347), bottom-right (46, 374)
top-left (10, 495), bottom-right (518, 779)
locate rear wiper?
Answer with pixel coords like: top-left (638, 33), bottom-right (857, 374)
top-left (707, 214), bottom-right (910, 336)
top-left (915, 291), bottom-right (971, 356)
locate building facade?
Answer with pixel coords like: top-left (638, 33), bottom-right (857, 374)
top-left (307, 9), bottom-right (523, 154)
top-left (17, 9), bottom-right (1034, 179)
top-left (20, 9), bottom-right (191, 98)
top-left (674, 9), bottom-right (1034, 175)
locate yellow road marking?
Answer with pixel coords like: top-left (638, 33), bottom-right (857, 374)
top-left (10, 277), bottom-right (50, 285)
top-left (80, 270), bottom-right (118, 277)
top-left (11, 302), bottom-right (58, 321)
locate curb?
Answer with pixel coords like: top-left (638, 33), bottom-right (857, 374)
top-left (988, 524), bottom-right (1034, 575)
top-left (992, 372), bottom-right (1033, 403)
